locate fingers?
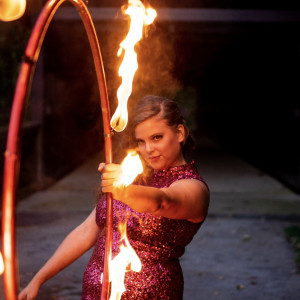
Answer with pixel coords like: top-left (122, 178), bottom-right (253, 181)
top-left (102, 170), bottom-right (122, 180)
top-left (101, 178), bottom-right (115, 188)
top-left (18, 280), bottom-right (39, 300)
top-left (98, 163), bottom-right (120, 172)
top-left (98, 162), bottom-right (106, 172)
top-left (98, 163), bottom-right (123, 194)
top-left (98, 163), bottom-right (119, 172)
top-left (101, 185), bottom-right (113, 193)
top-left (98, 163), bottom-right (122, 179)
top-left (18, 290), bottom-right (26, 300)
top-left (18, 290), bottom-right (34, 300)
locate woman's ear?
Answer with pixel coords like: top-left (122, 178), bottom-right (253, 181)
top-left (176, 124), bottom-right (185, 143)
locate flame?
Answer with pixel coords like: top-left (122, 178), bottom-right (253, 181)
top-left (110, 0), bottom-right (157, 132)
top-left (115, 150), bottom-right (143, 187)
top-left (0, 251), bottom-right (4, 275)
top-left (108, 221), bottom-right (142, 300)
top-left (0, 0), bottom-right (26, 21)
top-left (102, 151), bottom-right (143, 299)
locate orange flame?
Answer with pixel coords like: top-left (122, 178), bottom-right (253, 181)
top-left (0, 0), bottom-right (26, 21)
top-left (115, 150), bottom-right (143, 187)
top-left (102, 151), bottom-right (143, 299)
top-left (110, 0), bottom-right (157, 132)
top-left (0, 251), bottom-right (4, 275)
top-left (108, 221), bottom-right (142, 300)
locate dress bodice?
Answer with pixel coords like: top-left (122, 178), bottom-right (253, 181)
top-left (96, 161), bottom-right (206, 262)
top-left (82, 161), bottom-right (208, 299)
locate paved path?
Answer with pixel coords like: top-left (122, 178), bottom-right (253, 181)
top-left (1, 137), bottom-right (300, 299)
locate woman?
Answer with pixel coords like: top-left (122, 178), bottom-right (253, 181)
top-left (18, 96), bottom-right (209, 300)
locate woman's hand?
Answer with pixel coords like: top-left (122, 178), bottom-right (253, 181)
top-left (98, 163), bottom-right (209, 221)
top-left (98, 163), bottom-right (126, 200)
top-left (18, 278), bottom-right (41, 300)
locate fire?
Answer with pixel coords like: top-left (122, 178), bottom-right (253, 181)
top-left (115, 150), bottom-right (143, 187)
top-left (0, 251), bottom-right (4, 275)
top-left (0, 0), bottom-right (26, 21)
top-left (102, 151), bottom-right (143, 299)
top-left (110, 0), bottom-right (157, 132)
top-left (108, 221), bottom-right (141, 300)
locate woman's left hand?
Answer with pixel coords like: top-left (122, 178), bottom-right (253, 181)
top-left (98, 163), bottom-right (125, 199)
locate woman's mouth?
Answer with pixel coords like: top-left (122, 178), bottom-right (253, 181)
top-left (148, 155), bottom-right (160, 162)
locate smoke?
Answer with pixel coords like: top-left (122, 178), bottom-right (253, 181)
top-left (100, 21), bottom-right (181, 162)
top-left (131, 23), bottom-right (182, 103)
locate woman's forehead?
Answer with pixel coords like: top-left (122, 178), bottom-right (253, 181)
top-left (135, 116), bottom-right (169, 137)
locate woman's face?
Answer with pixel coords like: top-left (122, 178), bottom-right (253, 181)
top-left (135, 114), bottom-right (186, 170)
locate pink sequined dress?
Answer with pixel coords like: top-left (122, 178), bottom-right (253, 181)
top-left (81, 161), bottom-right (207, 299)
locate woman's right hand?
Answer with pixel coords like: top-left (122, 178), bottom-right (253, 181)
top-left (98, 162), bottom-right (126, 200)
top-left (18, 278), bottom-right (41, 300)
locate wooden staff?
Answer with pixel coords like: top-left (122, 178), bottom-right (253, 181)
top-left (1, 0), bottom-right (112, 299)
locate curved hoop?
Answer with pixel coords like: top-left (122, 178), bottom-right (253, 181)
top-left (1, 0), bottom-right (113, 299)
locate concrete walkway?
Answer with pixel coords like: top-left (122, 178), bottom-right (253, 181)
top-left (1, 136), bottom-right (300, 299)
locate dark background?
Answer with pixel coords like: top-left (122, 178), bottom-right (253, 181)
top-left (0, 0), bottom-right (300, 201)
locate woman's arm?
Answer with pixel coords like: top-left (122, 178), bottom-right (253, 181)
top-left (100, 163), bottom-right (209, 223)
top-left (125, 179), bottom-right (209, 223)
top-left (18, 209), bottom-right (100, 300)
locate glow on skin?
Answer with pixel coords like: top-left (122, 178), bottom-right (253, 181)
top-left (17, 114), bottom-right (210, 300)
top-left (100, 114), bottom-right (209, 223)
top-left (134, 114), bottom-right (186, 170)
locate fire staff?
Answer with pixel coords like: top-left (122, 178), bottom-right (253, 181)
top-left (18, 96), bottom-right (209, 300)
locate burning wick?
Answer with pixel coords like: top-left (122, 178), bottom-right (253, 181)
top-left (0, 251), bottom-right (4, 275)
top-left (115, 150), bottom-right (143, 187)
top-left (107, 221), bottom-right (142, 300)
top-left (110, 0), bottom-right (157, 132)
top-left (101, 151), bottom-right (143, 299)
top-left (0, 0), bottom-right (26, 21)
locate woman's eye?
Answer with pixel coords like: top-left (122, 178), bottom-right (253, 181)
top-left (136, 140), bottom-right (144, 145)
top-left (153, 135), bottom-right (162, 141)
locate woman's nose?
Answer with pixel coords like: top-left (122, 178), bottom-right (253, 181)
top-left (145, 142), bottom-right (153, 153)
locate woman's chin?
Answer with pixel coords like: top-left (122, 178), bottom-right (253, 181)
top-left (150, 161), bottom-right (168, 171)
top-left (147, 156), bottom-right (162, 169)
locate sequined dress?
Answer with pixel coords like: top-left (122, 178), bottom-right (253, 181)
top-left (81, 161), bottom-right (207, 299)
